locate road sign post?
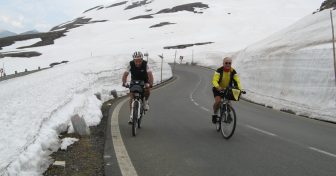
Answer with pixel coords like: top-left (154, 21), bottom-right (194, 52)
top-left (331, 10), bottom-right (336, 86)
top-left (159, 54), bottom-right (163, 83)
top-left (144, 52), bottom-right (149, 62)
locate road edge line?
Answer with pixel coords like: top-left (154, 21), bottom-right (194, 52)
top-left (111, 98), bottom-right (138, 176)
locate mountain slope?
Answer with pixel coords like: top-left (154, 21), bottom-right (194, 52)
top-left (0, 30), bottom-right (17, 38)
top-left (19, 30), bottom-right (39, 35)
top-left (1, 0), bottom-right (321, 72)
top-left (319, 0), bottom-right (336, 11)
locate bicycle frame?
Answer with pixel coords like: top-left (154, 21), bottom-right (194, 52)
top-left (129, 80), bottom-right (145, 136)
top-left (220, 98), bottom-right (230, 122)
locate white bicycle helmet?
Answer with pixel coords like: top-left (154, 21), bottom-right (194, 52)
top-left (132, 51), bottom-right (143, 59)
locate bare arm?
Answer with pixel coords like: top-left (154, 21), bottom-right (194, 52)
top-left (122, 71), bottom-right (129, 85)
top-left (148, 71), bottom-right (154, 86)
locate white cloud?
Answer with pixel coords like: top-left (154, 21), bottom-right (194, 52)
top-left (0, 0), bottom-right (118, 33)
top-left (11, 20), bottom-right (23, 28)
top-left (0, 15), bottom-right (10, 23)
top-left (34, 23), bottom-right (50, 31)
top-left (0, 14), bottom-right (24, 28)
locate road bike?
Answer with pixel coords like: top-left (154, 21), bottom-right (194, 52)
top-left (128, 80), bottom-right (146, 136)
top-left (215, 87), bottom-right (246, 139)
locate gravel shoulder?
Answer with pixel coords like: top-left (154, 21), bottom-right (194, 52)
top-left (43, 99), bottom-right (114, 176)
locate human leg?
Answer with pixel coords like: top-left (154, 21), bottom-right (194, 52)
top-left (213, 96), bottom-right (221, 115)
top-left (144, 87), bottom-right (150, 110)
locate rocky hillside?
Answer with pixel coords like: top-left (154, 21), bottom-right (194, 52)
top-left (320, 0), bottom-right (336, 11)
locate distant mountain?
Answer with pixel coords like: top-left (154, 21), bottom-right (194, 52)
top-left (0, 29), bottom-right (39, 39)
top-left (19, 30), bottom-right (39, 35)
top-left (0, 30), bottom-right (17, 38)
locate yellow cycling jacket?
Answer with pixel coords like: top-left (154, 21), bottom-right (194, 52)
top-left (212, 67), bottom-right (242, 90)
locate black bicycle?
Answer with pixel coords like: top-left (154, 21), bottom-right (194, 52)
top-left (215, 87), bottom-right (246, 139)
top-left (128, 80), bottom-right (146, 136)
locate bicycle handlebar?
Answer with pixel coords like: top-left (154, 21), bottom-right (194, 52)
top-left (219, 87), bottom-right (246, 94)
top-left (123, 80), bottom-right (151, 89)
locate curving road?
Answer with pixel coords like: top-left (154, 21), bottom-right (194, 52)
top-left (105, 64), bottom-right (336, 176)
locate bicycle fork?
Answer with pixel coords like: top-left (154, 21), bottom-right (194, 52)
top-left (220, 104), bottom-right (228, 122)
top-left (131, 99), bottom-right (141, 119)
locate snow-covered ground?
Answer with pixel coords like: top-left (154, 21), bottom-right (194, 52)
top-left (0, 0), bottom-right (333, 175)
top-left (1, 39), bottom-right (41, 52)
top-left (0, 55), bottom-right (172, 175)
top-left (233, 9), bottom-right (336, 122)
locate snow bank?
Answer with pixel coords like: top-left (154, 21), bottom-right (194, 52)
top-left (0, 55), bottom-right (172, 175)
top-left (234, 10), bottom-right (336, 122)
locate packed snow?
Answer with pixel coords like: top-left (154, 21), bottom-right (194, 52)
top-left (232, 9), bottom-right (336, 122)
top-left (60, 138), bottom-right (79, 150)
top-left (1, 38), bottom-right (41, 52)
top-left (0, 0), bottom-right (333, 175)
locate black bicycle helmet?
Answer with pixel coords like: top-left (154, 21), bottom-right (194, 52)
top-left (132, 51), bottom-right (143, 59)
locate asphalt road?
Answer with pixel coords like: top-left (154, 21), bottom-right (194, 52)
top-left (105, 64), bottom-right (336, 176)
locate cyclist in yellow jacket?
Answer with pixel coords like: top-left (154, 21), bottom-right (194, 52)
top-left (212, 57), bottom-right (242, 123)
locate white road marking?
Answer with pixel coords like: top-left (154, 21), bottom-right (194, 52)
top-left (246, 125), bottom-right (277, 137)
top-left (309, 147), bottom-right (336, 158)
top-left (111, 98), bottom-right (138, 176)
top-left (201, 107), bottom-right (210, 112)
top-left (108, 76), bottom-right (175, 176)
top-left (189, 74), bottom-right (210, 113)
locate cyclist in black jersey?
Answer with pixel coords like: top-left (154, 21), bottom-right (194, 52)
top-left (122, 51), bottom-right (154, 123)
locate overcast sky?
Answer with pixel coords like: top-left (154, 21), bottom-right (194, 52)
top-left (0, 0), bottom-right (117, 33)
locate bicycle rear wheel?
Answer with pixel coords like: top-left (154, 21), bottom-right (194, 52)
top-left (132, 101), bottom-right (139, 136)
top-left (220, 104), bottom-right (236, 139)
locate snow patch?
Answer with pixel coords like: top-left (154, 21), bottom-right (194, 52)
top-left (60, 138), bottom-right (79, 150)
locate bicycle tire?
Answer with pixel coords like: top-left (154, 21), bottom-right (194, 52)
top-left (215, 107), bottom-right (222, 132)
top-left (132, 101), bottom-right (139, 136)
top-left (138, 104), bottom-right (143, 128)
top-left (220, 104), bottom-right (236, 139)
top-left (216, 120), bottom-right (221, 131)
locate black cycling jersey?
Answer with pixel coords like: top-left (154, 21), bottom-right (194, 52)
top-left (129, 60), bottom-right (149, 83)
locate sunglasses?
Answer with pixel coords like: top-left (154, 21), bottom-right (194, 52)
top-left (224, 62), bottom-right (232, 65)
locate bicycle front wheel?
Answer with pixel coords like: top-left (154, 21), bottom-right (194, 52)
top-left (132, 101), bottom-right (139, 136)
top-left (215, 108), bottom-right (222, 132)
top-left (138, 105), bottom-right (143, 128)
top-left (220, 104), bottom-right (236, 139)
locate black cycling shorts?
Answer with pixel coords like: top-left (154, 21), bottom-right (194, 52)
top-left (212, 87), bottom-right (221, 97)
